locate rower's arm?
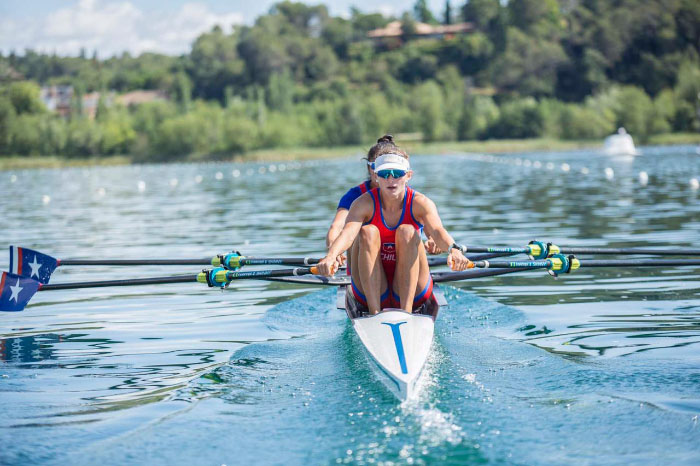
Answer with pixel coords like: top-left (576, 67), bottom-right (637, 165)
top-left (414, 194), bottom-right (471, 271)
top-left (415, 196), bottom-right (455, 252)
top-left (326, 208), bottom-right (349, 248)
top-left (317, 195), bottom-right (372, 276)
top-left (327, 197), bottom-right (371, 258)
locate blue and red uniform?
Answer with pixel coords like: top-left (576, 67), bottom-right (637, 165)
top-left (337, 180), bottom-right (371, 210)
top-left (351, 186), bottom-right (434, 310)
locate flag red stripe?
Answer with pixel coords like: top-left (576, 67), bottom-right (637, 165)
top-left (0, 272), bottom-right (6, 293)
top-left (17, 247), bottom-right (23, 275)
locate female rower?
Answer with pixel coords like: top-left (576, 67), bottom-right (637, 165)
top-left (325, 135), bottom-right (442, 271)
top-left (317, 148), bottom-right (471, 314)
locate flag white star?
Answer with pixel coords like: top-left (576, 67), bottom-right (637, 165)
top-left (9, 278), bottom-right (23, 303)
top-left (28, 255), bottom-right (42, 279)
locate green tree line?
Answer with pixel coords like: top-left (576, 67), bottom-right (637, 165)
top-left (1, 0), bottom-right (698, 160)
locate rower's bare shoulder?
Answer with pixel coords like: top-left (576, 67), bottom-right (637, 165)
top-left (348, 191), bottom-right (375, 216)
top-left (412, 192), bottom-right (437, 214)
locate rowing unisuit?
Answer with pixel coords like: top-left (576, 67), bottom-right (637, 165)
top-left (352, 186), bottom-right (434, 308)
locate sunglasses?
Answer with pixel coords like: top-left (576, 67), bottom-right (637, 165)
top-left (376, 169), bottom-right (407, 179)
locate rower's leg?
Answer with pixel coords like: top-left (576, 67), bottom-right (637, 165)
top-left (394, 225), bottom-right (430, 312)
top-left (352, 224), bottom-right (388, 315)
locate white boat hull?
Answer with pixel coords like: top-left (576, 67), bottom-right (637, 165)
top-left (339, 287), bottom-right (443, 400)
top-left (352, 309), bottom-right (434, 399)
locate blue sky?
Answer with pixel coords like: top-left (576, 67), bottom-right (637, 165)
top-left (0, 0), bottom-right (450, 57)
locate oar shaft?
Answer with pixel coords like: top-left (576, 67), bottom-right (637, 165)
top-left (40, 275), bottom-right (198, 290)
top-left (432, 267), bottom-right (536, 283)
top-left (578, 259), bottom-right (700, 267)
top-left (470, 258), bottom-right (700, 269)
top-left (559, 247), bottom-right (700, 256)
top-left (460, 243), bottom-right (700, 257)
top-left (223, 267), bottom-right (316, 281)
top-left (59, 259), bottom-right (210, 266)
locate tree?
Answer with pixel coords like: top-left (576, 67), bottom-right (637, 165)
top-left (189, 26), bottom-right (244, 101)
top-left (414, 0), bottom-right (437, 24)
top-left (8, 81), bottom-right (44, 115)
top-left (489, 27), bottom-right (567, 97)
top-left (461, 0), bottom-right (507, 52)
top-left (444, 1), bottom-right (452, 25)
top-left (0, 96), bottom-right (16, 153)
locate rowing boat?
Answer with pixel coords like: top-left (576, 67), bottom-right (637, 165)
top-left (338, 285), bottom-right (446, 400)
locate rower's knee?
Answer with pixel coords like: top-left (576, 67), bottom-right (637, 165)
top-left (358, 224), bottom-right (380, 247)
top-left (396, 224), bottom-right (420, 246)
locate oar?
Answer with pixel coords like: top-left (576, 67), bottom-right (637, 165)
top-left (467, 255), bottom-right (700, 276)
top-left (8, 245), bottom-right (512, 285)
top-left (454, 242), bottom-right (700, 259)
top-left (0, 267), bottom-right (323, 312)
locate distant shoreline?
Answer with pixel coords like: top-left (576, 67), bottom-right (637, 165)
top-left (2, 133), bottom-right (699, 171)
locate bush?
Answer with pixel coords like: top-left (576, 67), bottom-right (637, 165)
top-left (488, 97), bottom-right (544, 138)
top-left (222, 114), bottom-right (259, 154)
top-left (458, 95), bottom-right (500, 140)
top-left (9, 114), bottom-right (43, 155)
top-left (65, 118), bottom-right (102, 157)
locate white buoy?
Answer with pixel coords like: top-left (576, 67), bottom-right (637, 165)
top-left (10, 174), bottom-right (17, 183)
top-left (169, 178), bottom-right (179, 188)
top-left (546, 162), bottom-right (555, 170)
top-left (97, 187), bottom-right (106, 197)
top-left (581, 167), bottom-right (590, 175)
top-left (42, 195), bottom-right (51, 204)
top-left (258, 166), bottom-right (266, 174)
top-left (137, 181), bottom-right (146, 192)
top-left (533, 161), bottom-right (542, 168)
top-left (604, 167), bottom-right (615, 180)
top-left (268, 164), bottom-right (277, 172)
top-left (638, 172), bottom-right (649, 186)
top-left (690, 178), bottom-right (699, 190)
top-left (561, 163), bottom-right (570, 172)
top-left (246, 168), bottom-right (254, 176)
top-left (194, 175), bottom-right (203, 183)
top-left (215, 171), bottom-right (224, 180)
top-left (232, 169), bottom-right (240, 178)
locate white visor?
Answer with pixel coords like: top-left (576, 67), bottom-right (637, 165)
top-left (373, 153), bottom-right (410, 172)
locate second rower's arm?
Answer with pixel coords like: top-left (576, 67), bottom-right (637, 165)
top-left (326, 208), bottom-right (349, 266)
top-left (326, 209), bottom-right (348, 248)
top-left (317, 196), bottom-right (373, 276)
top-left (413, 194), bottom-right (471, 271)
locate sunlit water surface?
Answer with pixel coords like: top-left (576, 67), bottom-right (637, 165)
top-left (1, 145), bottom-right (699, 464)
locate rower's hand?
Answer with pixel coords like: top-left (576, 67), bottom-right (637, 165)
top-left (447, 249), bottom-right (472, 271)
top-left (336, 253), bottom-right (347, 268)
top-left (424, 237), bottom-right (443, 255)
top-left (316, 255), bottom-right (339, 277)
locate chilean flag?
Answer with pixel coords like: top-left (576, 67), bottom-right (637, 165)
top-left (0, 272), bottom-right (40, 312)
top-left (9, 246), bottom-right (58, 284)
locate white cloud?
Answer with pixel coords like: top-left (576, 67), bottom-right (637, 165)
top-left (0, 0), bottom-right (244, 57)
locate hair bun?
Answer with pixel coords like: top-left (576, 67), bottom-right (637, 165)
top-left (377, 134), bottom-right (394, 144)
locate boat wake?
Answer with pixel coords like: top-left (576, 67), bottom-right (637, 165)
top-left (48, 287), bottom-right (700, 465)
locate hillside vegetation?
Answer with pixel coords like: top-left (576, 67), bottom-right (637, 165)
top-left (1, 0), bottom-right (698, 161)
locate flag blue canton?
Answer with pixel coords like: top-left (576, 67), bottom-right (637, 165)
top-left (9, 246), bottom-right (58, 284)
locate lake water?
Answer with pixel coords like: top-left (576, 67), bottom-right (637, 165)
top-left (1, 145), bottom-right (699, 465)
